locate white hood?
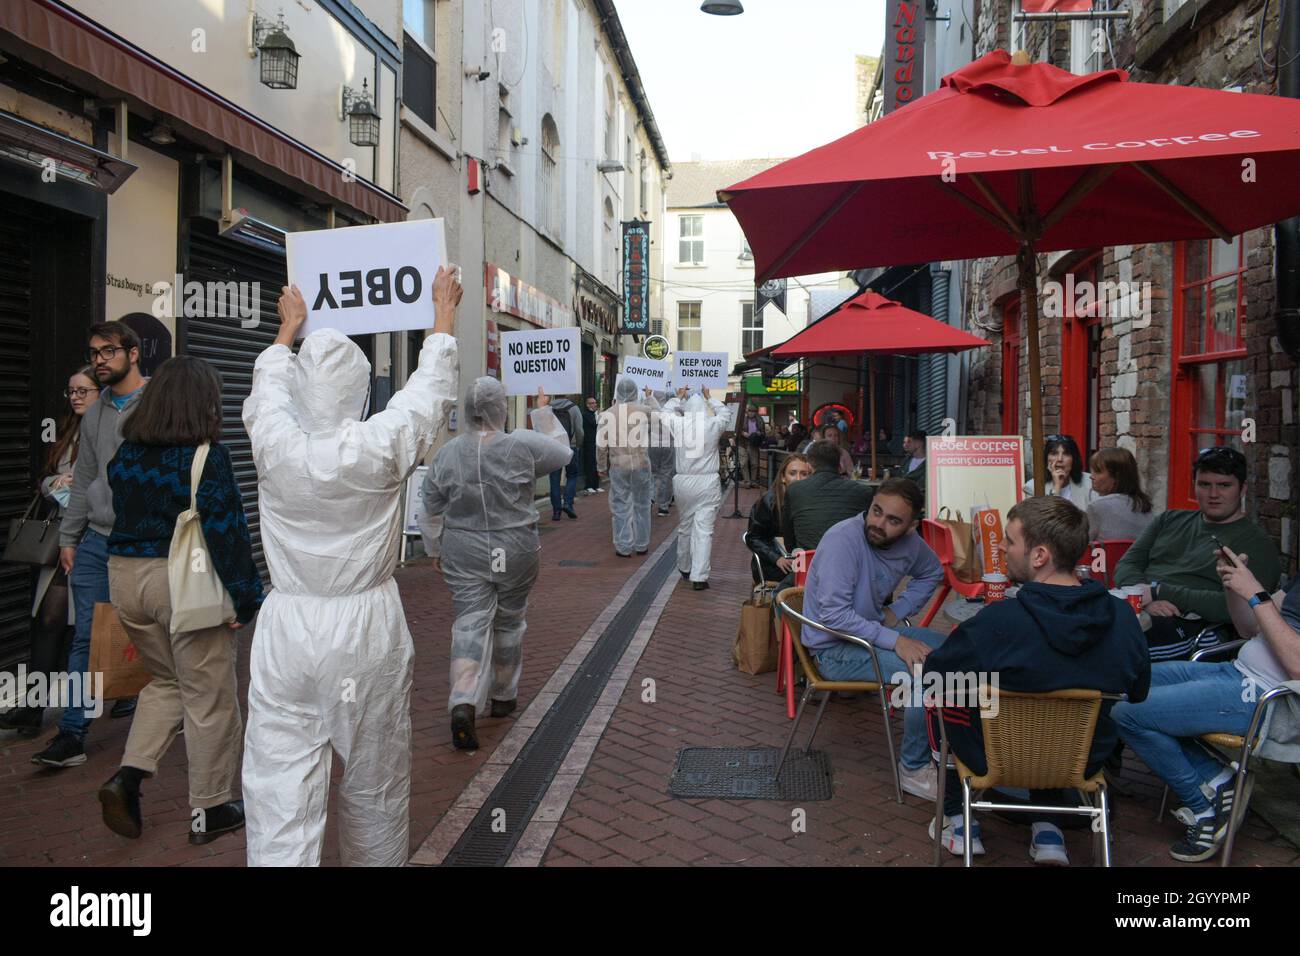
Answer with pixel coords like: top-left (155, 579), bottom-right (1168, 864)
top-left (292, 328), bottom-right (372, 433)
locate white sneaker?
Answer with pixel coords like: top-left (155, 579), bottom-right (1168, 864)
top-left (899, 762), bottom-right (937, 801)
top-left (929, 815), bottom-right (985, 856)
top-left (1028, 822), bottom-right (1070, 866)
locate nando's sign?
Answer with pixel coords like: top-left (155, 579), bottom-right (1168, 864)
top-left (883, 0), bottom-right (925, 115)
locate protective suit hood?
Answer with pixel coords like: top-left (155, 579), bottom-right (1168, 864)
top-left (615, 376), bottom-right (639, 404)
top-left (465, 376), bottom-right (508, 431)
top-left (293, 328), bottom-right (372, 433)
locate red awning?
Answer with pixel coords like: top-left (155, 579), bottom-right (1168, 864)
top-left (0, 0), bottom-right (407, 222)
top-left (771, 290), bottom-right (989, 358)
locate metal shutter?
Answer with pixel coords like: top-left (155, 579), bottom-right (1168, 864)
top-left (0, 213), bottom-right (34, 670)
top-left (182, 220), bottom-right (286, 579)
top-left (916, 353), bottom-right (948, 436)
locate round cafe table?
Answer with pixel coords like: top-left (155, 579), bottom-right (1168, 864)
top-left (942, 593), bottom-right (1153, 629)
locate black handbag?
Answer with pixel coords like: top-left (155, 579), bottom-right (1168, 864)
top-left (4, 493), bottom-right (61, 566)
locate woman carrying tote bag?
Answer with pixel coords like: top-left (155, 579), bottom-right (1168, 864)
top-left (97, 357), bottom-right (263, 844)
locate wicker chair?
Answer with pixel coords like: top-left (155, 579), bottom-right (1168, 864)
top-left (1153, 639), bottom-right (1300, 867)
top-left (774, 587), bottom-right (903, 804)
top-left (932, 687), bottom-right (1116, 867)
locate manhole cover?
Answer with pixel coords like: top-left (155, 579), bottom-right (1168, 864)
top-left (558, 560), bottom-right (599, 567)
top-left (668, 746), bottom-right (833, 801)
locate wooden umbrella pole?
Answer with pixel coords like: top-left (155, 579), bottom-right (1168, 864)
top-left (869, 355), bottom-right (878, 479)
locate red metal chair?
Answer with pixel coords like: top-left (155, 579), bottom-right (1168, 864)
top-left (918, 519), bottom-right (986, 627)
top-left (775, 548), bottom-right (815, 719)
top-left (1086, 539), bottom-right (1134, 589)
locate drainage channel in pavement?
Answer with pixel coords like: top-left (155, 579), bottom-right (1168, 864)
top-left (439, 544), bottom-right (679, 866)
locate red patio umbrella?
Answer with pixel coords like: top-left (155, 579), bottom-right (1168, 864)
top-left (771, 290), bottom-right (989, 476)
top-left (721, 49), bottom-right (1300, 493)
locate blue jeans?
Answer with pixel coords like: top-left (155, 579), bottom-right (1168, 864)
top-left (814, 626), bottom-right (947, 771)
top-left (59, 529), bottom-right (111, 739)
top-left (1111, 660), bottom-right (1254, 812)
top-left (549, 448), bottom-right (579, 513)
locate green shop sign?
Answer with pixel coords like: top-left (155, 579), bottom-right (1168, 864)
top-left (744, 376), bottom-right (799, 395)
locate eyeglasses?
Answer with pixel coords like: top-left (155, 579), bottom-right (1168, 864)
top-left (86, 345), bottom-right (125, 362)
top-left (63, 387), bottom-right (96, 399)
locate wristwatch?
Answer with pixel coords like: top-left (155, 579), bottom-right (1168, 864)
top-left (1150, 580), bottom-right (1159, 603)
top-left (1248, 590), bottom-right (1272, 609)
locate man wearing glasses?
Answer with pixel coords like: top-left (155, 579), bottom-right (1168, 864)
top-left (1113, 446), bottom-right (1282, 662)
top-left (33, 322), bottom-right (147, 768)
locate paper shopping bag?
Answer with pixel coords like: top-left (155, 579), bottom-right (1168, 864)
top-left (732, 600), bottom-right (778, 675)
top-left (89, 602), bottom-right (151, 700)
top-left (935, 507), bottom-right (981, 583)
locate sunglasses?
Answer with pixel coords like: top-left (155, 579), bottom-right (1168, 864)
top-left (1196, 445), bottom-right (1246, 463)
top-left (1045, 434), bottom-right (1076, 444)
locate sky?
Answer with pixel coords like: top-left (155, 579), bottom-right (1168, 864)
top-left (614, 0), bottom-right (887, 164)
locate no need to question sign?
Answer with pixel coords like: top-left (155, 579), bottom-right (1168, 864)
top-left (500, 327), bottom-right (582, 395)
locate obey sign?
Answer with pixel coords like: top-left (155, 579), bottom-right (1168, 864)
top-left (673, 351), bottom-right (728, 390)
top-left (621, 357), bottom-right (668, 392)
top-left (500, 327), bottom-right (581, 396)
top-left (287, 219), bottom-right (447, 336)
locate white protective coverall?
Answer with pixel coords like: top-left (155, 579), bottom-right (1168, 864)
top-left (241, 328), bottom-right (457, 867)
top-left (597, 376), bottom-right (656, 556)
top-left (648, 389), bottom-right (675, 511)
top-left (419, 378), bottom-right (572, 713)
top-left (662, 393), bottom-right (729, 582)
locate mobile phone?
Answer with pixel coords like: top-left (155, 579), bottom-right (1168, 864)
top-left (1211, 534), bottom-right (1241, 567)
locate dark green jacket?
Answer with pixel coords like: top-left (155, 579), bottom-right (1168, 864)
top-left (781, 469), bottom-right (875, 552)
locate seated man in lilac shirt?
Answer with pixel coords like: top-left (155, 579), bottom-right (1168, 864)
top-left (801, 478), bottom-right (946, 801)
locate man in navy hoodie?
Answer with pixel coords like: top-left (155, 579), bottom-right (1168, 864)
top-left (923, 495), bottom-right (1150, 865)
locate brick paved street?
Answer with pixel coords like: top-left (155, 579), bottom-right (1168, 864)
top-left (1, 485), bottom-right (1296, 868)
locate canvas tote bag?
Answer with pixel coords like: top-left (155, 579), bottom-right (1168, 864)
top-left (168, 442), bottom-right (235, 633)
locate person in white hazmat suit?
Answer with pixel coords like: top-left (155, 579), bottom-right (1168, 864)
top-left (419, 381), bottom-right (572, 750)
top-left (239, 268), bottom-right (462, 867)
top-left (661, 387), bottom-right (729, 590)
top-left (597, 376), bottom-right (656, 558)
top-left (648, 388), bottom-right (675, 517)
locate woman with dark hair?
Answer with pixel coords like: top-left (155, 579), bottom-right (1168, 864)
top-left (746, 452), bottom-right (813, 582)
top-left (1022, 434), bottom-right (1095, 507)
top-left (1087, 447), bottom-right (1157, 540)
top-left (96, 356), bottom-right (263, 845)
top-left (0, 367), bottom-right (97, 735)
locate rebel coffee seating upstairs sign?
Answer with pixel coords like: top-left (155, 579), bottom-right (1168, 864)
top-left (287, 218), bottom-right (448, 336)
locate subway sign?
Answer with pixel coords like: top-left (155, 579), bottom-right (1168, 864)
top-left (744, 375), bottom-right (800, 395)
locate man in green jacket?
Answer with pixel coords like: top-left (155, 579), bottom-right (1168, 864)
top-left (1115, 446), bottom-right (1281, 661)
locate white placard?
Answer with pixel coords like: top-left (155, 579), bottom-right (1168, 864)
top-left (287, 219), bottom-right (447, 336)
top-left (500, 327), bottom-right (582, 396)
top-left (673, 351), bottom-right (729, 390)
top-left (621, 357), bottom-right (669, 392)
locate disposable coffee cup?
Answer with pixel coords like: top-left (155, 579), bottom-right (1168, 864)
top-left (1122, 585), bottom-right (1145, 615)
top-left (982, 572), bottom-right (1008, 603)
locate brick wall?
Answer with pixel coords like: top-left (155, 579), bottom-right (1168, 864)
top-left (960, 0), bottom-right (1299, 560)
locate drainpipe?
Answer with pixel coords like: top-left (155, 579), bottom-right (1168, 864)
top-left (1278, 4), bottom-right (1300, 569)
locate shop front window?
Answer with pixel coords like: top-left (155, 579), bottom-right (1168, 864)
top-left (1169, 235), bottom-right (1248, 508)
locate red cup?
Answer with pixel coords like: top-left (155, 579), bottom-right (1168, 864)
top-left (982, 572), bottom-right (1008, 603)
top-left (1122, 586), bottom-right (1144, 615)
